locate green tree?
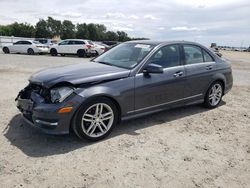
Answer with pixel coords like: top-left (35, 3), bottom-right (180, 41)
top-left (4, 22), bottom-right (35, 37)
top-left (0, 25), bottom-right (12, 36)
top-left (35, 19), bottom-right (51, 38)
top-left (61, 20), bottom-right (75, 39)
top-left (47, 17), bottom-right (61, 37)
top-left (87, 23), bottom-right (99, 40)
top-left (104, 31), bottom-right (118, 41)
top-left (117, 31), bottom-right (130, 42)
top-left (76, 23), bottom-right (89, 39)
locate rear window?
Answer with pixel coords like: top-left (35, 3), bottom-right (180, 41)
top-left (36, 39), bottom-right (47, 44)
top-left (203, 50), bottom-right (214, 62)
top-left (184, 45), bottom-right (203, 64)
top-left (88, 40), bottom-right (94, 45)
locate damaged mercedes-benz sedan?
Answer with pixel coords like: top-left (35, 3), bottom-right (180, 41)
top-left (16, 41), bottom-right (233, 141)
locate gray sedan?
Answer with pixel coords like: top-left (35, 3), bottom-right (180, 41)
top-left (16, 41), bottom-right (233, 141)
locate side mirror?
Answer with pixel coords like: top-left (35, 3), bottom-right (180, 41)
top-left (143, 63), bottom-right (163, 74)
top-left (216, 52), bottom-right (222, 57)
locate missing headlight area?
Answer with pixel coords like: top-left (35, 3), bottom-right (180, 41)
top-left (16, 83), bottom-right (51, 103)
top-left (16, 83), bottom-right (75, 104)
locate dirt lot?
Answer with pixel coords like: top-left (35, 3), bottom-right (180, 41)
top-left (0, 51), bottom-right (249, 188)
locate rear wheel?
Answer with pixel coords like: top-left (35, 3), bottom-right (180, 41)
top-left (204, 81), bottom-right (223, 108)
top-left (50, 48), bottom-right (58, 56)
top-left (3, 47), bottom-right (10, 54)
top-left (27, 48), bottom-right (35, 55)
top-left (77, 49), bottom-right (85, 57)
top-left (72, 98), bottom-right (118, 141)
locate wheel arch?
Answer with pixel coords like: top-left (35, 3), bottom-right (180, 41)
top-left (70, 94), bottom-right (122, 133)
top-left (50, 48), bottom-right (57, 53)
top-left (206, 76), bottom-right (226, 95)
top-left (3, 46), bottom-right (10, 53)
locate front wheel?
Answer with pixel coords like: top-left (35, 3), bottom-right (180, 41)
top-left (27, 48), bottom-right (35, 55)
top-left (3, 47), bottom-right (10, 54)
top-left (73, 98), bottom-right (118, 141)
top-left (50, 48), bottom-right (58, 56)
top-left (77, 49), bottom-right (85, 57)
top-left (204, 81), bottom-right (223, 108)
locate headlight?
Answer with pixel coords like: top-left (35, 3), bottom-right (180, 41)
top-left (50, 87), bottom-right (74, 103)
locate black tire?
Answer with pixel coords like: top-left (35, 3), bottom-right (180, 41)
top-left (27, 48), bottom-right (35, 55)
top-left (50, 48), bottom-right (58, 56)
top-left (204, 81), bottom-right (223, 109)
top-left (77, 49), bottom-right (85, 57)
top-left (3, 47), bottom-right (10, 54)
top-left (72, 97), bottom-right (118, 141)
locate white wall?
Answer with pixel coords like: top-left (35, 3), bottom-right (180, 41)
top-left (0, 36), bottom-right (34, 48)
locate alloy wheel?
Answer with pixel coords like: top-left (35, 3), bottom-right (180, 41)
top-left (81, 103), bottom-right (114, 138)
top-left (208, 83), bottom-right (222, 106)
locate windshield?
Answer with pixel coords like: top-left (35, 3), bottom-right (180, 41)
top-left (93, 43), bottom-right (155, 69)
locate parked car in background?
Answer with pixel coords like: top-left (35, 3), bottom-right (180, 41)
top-left (94, 41), bottom-right (112, 54)
top-left (16, 40), bottom-right (233, 141)
top-left (2, 40), bottom-right (49, 55)
top-left (210, 47), bottom-right (222, 57)
top-left (35, 38), bottom-right (57, 47)
top-left (92, 42), bottom-right (107, 55)
top-left (49, 39), bottom-right (95, 57)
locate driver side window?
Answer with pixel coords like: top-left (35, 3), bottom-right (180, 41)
top-left (59, 41), bottom-right (69, 45)
top-left (149, 44), bottom-right (181, 68)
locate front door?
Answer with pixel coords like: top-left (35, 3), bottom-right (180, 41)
top-left (134, 44), bottom-right (188, 112)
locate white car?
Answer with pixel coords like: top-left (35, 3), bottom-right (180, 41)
top-left (2, 40), bottom-right (49, 55)
top-left (93, 42), bottom-right (107, 55)
top-left (49, 39), bottom-right (96, 57)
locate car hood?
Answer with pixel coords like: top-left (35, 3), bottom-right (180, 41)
top-left (29, 62), bottom-right (130, 88)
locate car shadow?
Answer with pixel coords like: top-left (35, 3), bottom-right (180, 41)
top-left (4, 101), bottom-right (226, 158)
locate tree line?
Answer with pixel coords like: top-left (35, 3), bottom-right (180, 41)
top-left (0, 17), bottom-right (148, 42)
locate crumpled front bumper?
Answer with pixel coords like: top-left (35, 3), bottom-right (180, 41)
top-left (16, 92), bottom-right (84, 135)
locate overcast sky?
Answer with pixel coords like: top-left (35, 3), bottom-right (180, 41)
top-left (0, 0), bottom-right (249, 47)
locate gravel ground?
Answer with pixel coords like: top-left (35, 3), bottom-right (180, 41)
top-left (0, 51), bottom-right (249, 188)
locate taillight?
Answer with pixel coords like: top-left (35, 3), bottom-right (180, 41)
top-left (86, 45), bottom-right (92, 49)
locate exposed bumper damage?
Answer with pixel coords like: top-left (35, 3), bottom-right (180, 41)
top-left (16, 83), bottom-right (83, 135)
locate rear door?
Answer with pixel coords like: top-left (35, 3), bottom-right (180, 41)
top-left (70, 40), bottom-right (85, 54)
top-left (182, 44), bottom-right (216, 96)
top-left (135, 44), bottom-right (188, 111)
top-left (22, 41), bottom-right (32, 53)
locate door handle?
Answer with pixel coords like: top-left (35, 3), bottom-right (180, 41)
top-left (206, 65), bottom-right (213, 70)
top-left (173, 71), bottom-right (183, 77)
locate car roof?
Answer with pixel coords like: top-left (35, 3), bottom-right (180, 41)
top-left (16, 40), bottom-right (34, 42)
top-left (125, 40), bottom-right (204, 46)
top-left (64, 39), bottom-right (89, 41)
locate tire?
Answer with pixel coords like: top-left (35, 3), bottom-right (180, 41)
top-left (50, 48), bottom-right (58, 56)
top-left (72, 97), bottom-right (118, 141)
top-left (61, 54), bottom-right (65, 56)
top-left (3, 47), bottom-right (10, 54)
top-left (204, 81), bottom-right (223, 109)
top-left (77, 49), bottom-right (85, 57)
top-left (27, 48), bottom-right (35, 55)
